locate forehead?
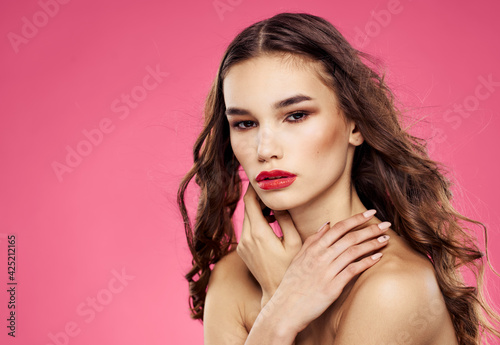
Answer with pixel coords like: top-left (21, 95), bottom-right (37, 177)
top-left (222, 53), bottom-right (334, 106)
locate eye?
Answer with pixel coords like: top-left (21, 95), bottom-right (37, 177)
top-left (233, 120), bottom-right (256, 130)
top-left (286, 111), bottom-right (309, 122)
top-left (230, 111), bottom-right (310, 130)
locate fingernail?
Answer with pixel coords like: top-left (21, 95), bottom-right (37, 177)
top-left (371, 253), bottom-right (383, 260)
top-left (378, 221), bottom-right (391, 230)
top-left (363, 209), bottom-right (377, 218)
top-left (317, 221), bottom-right (330, 232)
top-left (377, 235), bottom-right (390, 243)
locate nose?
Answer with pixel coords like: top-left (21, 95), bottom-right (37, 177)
top-left (257, 127), bottom-right (283, 162)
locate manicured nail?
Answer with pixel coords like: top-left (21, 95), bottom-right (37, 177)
top-left (378, 221), bottom-right (391, 230)
top-left (371, 253), bottom-right (383, 260)
top-left (363, 209), bottom-right (377, 218)
top-left (317, 221), bottom-right (330, 232)
top-left (377, 235), bottom-right (390, 243)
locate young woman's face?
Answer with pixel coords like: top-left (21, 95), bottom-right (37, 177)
top-left (223, 54), bottom-right (362, 211)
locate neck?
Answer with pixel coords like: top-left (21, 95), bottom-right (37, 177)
top-left (288, 179), bottom-right (375, 243)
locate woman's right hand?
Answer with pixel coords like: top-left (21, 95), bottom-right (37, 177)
top-left (260, 210), bottom-right (391, 335)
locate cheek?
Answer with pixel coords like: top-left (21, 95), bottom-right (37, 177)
top-left (301, 122), bottom-right (347, 161)
top-left (302, 126), bottom-right (349, 185)
top-left (231, 134), bottom-right (254, 165)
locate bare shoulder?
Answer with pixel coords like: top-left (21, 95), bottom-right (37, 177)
top-left (209, 247), bottom-right (248, 286)
top-left (204, 247), bottom-right (258, 345)
top-left (335, 236), bottom-right (457, 344)
top-left (208, 246), bottom-right (259, 297)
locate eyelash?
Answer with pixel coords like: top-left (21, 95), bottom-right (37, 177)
top-left (232, 111), bottom-right (310, 130)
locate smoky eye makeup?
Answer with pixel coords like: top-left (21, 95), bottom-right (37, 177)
top-left (228, 109), bottom-right (313, 129)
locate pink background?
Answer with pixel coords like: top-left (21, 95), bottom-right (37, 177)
top-left (1, 0), bottom-right (499, 344)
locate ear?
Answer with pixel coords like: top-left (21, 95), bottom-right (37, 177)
top-left (348, 121), bottom-right (364, 146)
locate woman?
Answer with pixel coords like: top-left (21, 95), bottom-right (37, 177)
top-left (177, 12), bottom-right (500, 344)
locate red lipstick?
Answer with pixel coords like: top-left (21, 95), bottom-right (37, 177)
top-left (255, 170), bottom-right (297, 190)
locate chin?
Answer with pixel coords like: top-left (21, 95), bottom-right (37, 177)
top-left (268, 204), bottom-right (290, 212)
top-left (259, 195), bottom-right (301, 212)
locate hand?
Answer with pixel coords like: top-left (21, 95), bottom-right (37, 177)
top-left (263, 210), bottom-right (391, 335)
top-left (236, 183), bottom-right (303, 307)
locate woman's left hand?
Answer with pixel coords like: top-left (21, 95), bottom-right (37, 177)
top-left (236, 183), bottom-right (303, 309)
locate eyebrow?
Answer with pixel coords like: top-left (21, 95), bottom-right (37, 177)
top-left (225, 94), bottom-right (314, 116)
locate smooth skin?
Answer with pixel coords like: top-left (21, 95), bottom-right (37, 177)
top-left (203, 53), bottom-right (458, 344)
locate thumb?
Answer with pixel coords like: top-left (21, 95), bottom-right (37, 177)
top-left (274, 210), bottom-right (302, 251)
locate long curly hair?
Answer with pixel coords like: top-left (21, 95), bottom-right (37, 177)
top-left (177, 12), bottom-right (500, 344)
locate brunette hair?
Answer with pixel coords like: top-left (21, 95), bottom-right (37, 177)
top-left (177, 12), bottom-right (500, 344)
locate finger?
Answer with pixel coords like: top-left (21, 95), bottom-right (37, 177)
top-left (243, 184), bottom-right (266, 222)
top-left (320, 209), bottom-right (377, 247)
top-left (329, 251), bottom-right (384, 291)
top-left (240, 206), bottom-right (251, 241)
top-left (251, 189), bottom-right (274, 223)
top-left (247, 184), bottom-right (274, 223)
top-left (240, 202), bottom-right (264, 243)
top-left (274, 210), bottom-right (302, 250)
top-left (243, 183), bottom-right (276, 238)
top-left (243, 183), bottom-right (265, 217)
top-left (327, 235), bottom-right (389, 275)
top-left (326, 222), bottom-right (391, 258)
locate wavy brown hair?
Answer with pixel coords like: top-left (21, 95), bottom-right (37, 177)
top-left (177, 12), bottom-right (500, 344)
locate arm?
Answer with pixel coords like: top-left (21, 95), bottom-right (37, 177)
top-left (204, 251), bottom-right (298, 345)
top-left (245, 300), bottom-right (299, 345)
top-left (213, 184), bottom-right (390, 343)
top-left (205, 228), bottom-right (390, 345)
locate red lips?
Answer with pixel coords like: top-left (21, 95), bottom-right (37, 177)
top-left (255, 170), bottom-right (297, 190)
